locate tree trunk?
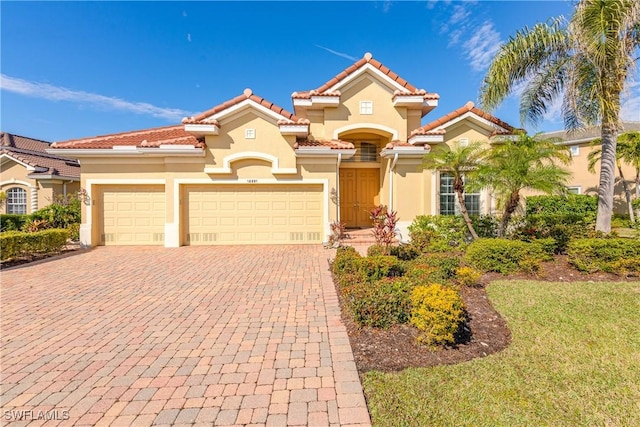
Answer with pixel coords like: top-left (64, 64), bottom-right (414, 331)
top-left (595, 121), bottom-right (618, 233)
top-left (617, 162), bottom-right (635, 223)
top-left (498, 191), bottom-right (520, 237)
top-left (455, 189), bottom-right (479, 240)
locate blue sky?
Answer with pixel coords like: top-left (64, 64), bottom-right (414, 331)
top-left (1, 1), bottom-right (638, 143)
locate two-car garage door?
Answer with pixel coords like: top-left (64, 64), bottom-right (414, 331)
top-left (184, 184), bottom-right (323, 245)
top-left (98, 184), bottom-right (324, 245)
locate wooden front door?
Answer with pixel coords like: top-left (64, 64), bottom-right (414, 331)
top-left (339, 168), bottom-right (380, 228)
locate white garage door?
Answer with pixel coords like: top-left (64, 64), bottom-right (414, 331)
top-left (184, 184), bottom-right (324, 245)
top-left (100, 185), bottom-right (165, 245)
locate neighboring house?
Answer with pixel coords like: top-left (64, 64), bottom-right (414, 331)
top-left (541, 123), bottom-right (640, 207)
top-left (0, 132), bottom-right (80, 215)
top-left (48, 52), bottom-right (523, 247)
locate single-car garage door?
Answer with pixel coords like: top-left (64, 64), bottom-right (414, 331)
top-left (100, 185), bottom-right (165, 245)
top-left (184, 184), bottom-right (323, 245)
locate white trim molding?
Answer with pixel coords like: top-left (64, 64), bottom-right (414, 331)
top-left (333, 123), bottom-right (399, 140)
top-left (204, 151), bottom-right (298, 175)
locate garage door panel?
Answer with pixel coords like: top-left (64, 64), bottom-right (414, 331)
top-left (185, 184), bottom-right (323, 245)
top-left (101, 185), bottom-right (165, 246)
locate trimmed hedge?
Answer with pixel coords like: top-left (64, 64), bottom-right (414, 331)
top-left (1, 229), bottom-right (69, 260)
top-left (344, 277), bottom-right (415, 328)
top-left (526, 194), bottom-right (597, 219)
top-left (463, 238), bottom-right (551, 273)
top-left (567, 238), bottom-right (640, 274)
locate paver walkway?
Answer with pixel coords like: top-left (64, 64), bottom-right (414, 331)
top-left (1, 246), bottom-right (371, 426)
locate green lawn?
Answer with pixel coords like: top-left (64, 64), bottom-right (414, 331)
top-left (363, 280), bottom-right (640, 427)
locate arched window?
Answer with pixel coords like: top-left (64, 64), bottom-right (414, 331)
top-left (6, 187), bottom-right (27, 214)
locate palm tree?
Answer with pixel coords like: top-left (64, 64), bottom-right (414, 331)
top-left (479, 0), bottom-right (640, 233)
top-left (473, 133), bottom-right (572, 237)
top-left (421, 140), bottom-right (484, 240)
top-left (588, 130), bottom-right (640, 222)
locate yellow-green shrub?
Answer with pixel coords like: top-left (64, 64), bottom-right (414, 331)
top-left (455, 266), bottom-right (482, 287)
top-left (567, 238), bottom-right (640, 274)
top-left (410, 284), bottom-right (466, 347)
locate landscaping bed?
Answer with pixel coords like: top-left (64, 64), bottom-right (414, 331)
top-left (335, 252), bottom-right (638, 374)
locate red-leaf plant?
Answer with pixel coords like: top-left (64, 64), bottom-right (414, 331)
top-left (370, 205), bottom-right (399, 254)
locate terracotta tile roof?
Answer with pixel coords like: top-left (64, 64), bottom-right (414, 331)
top-left (294, 140), bottom-right (355, 150)
top-left (0, 132), bottom-right (80, 178)
top-left (292, 53), bottom-right (438, 101)
top-left (411, 101), bottom-right (517, 137)
top-left (392, 89), bottom-right (440, 101)
top-left (183, 88), bottom-right (309, 125)
top-left (52, 125), bottom-right (204, 149)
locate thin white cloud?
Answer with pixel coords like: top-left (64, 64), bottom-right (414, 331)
top-left (463, 21), bottom-right (502, 72)
top-left (450, 4), bottom-right (470, 24)
top-left (314, 45), bottom-right (358, 62)
top-left (187, 33), bottom-right (192, 42)
top-left (0, 74), bottom-right (193, 121)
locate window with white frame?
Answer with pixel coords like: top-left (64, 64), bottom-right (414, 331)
top-left (567, 186), bottom-right (581, 195)
top-left (439, 172), bottom-right (480, 216)
top-left (7, 187), bottom-right (27, 214)
top-left (458, 138), bottom-right (469, 147)
top-left (359, 101), bottom-right (373, 115)
top-left (569, 145), bottom-right (580, 156)
top-left (245, 128), bottom-right (256, 139)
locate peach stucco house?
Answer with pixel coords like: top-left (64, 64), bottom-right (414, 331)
top-left (48, 52), bottom-right (633, 247)
top-left (0, 132), bottom-right (80, 215)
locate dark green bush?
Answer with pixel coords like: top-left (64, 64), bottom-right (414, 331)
top-left (30, 194), bottom-right (81, 230)
top-left (410, 284), bottom-right (466, 347)
top-left (389, 244), bottom-right (420, 261)
top-left (1, 229), bottom-right (70, 260)
top-left (526, 194), bottom-right (597, 220)
top-left (470, 214), bottom-right (500, 238)
top-left (463, 238), bottom-right (551, 274)
top-left (0, 214), bottom-right (29, 231)
top-left (332, 246), bottom-right (362, 275)
top-left (359, 256), bottom-right (405, 282)
top-left (408, 215), bottom-right (467, 251)
top-left (344, 277), bottom-right (415, 328)
top-left (567, 238), bottom-right (640, 274)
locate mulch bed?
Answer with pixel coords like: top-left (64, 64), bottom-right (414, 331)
top-left (335, 255), bottom-right (639, 374)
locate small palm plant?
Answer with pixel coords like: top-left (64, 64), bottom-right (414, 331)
top-left (421, 140), bottom-right (485, 240)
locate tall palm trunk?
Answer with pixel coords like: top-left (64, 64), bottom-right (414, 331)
top-left (455, 189), bottom-right (479, 240)
top-left (595, 121), bottom-right (619, 233)
top-left (498, 191), bottom-right (520, 237)
top-left (616, 160), bottom-right (635, 223)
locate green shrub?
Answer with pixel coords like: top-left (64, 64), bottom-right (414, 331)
top-left (526, 194), bottom-right (597, 220)
top-left (332, 246), bottom-right (362, 275)
top-left (463, 238), bottom-right (551, 274)
top-left (0, 214), bottom-right (29, 231)
top-left (410, 284), bottom-right (466, 347)
top-left (367, 245), bottom-right (386, 257)
top-left (408, 254), bottom-right (460, 280)
top-left (470, 214), bottom-right (500, 238)
top-left (345, 277), bottom-right (415, 328)
top-left (359, 256), bottom-right (405, 282)
top-left (567, 238), bottom-right (640, 274)
top-left (1, 229), bottom-right (70, 260)
top-left (389, 244), bottom-right (420, 261)
top-left (30, 193), bottom-right (81, 229)
top-left (408, 215), bottom-right (466, 251)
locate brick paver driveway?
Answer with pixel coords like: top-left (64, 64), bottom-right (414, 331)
top-left (1, 246), bottom-right (371, 426)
